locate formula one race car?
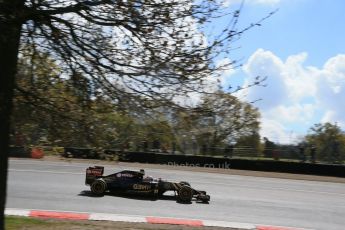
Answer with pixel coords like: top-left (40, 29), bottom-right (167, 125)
top-left (85, 166), bottom-right (210, 203)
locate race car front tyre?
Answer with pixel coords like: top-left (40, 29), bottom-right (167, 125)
top-left (178, 185), bottom-right (193, 203)
top-left (90, 179), bottom-right (107, 195)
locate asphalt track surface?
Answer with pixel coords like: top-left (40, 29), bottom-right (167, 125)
top-left (6, 159), bottom-right (345, 230)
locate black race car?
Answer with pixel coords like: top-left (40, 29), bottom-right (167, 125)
top-left (85, 166), bottom-right (210, 203)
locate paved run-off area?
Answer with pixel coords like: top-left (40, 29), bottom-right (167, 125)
top-left (6, 159), bottom-right (345, 230)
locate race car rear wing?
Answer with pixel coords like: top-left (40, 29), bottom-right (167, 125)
top-left (85, 166), bottom-right (104, 185)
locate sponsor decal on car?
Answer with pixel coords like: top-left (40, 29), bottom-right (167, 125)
top-left (86, 169), bottom-right (102, 176)
top-left (117, 173), bottom-right (134, 178)
top-left (133, 184), bottom-right (151, 190)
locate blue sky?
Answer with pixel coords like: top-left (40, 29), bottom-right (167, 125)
top-left (218, 0), bottom-right (345, 143)
top-left (235, 0), bottom-right (345, 66)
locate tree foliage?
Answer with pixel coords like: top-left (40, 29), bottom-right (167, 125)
top-left (305, 123), bottom-right (345, 163)
top-left (200, 91), bottom-right (260, 145)
top-left (16, 0), bottom-right (269, 109)
top-left (12, 52), bottom-right (261, 155)
top-left (13, 49), bottom-right (175, 149)
top-left (169, 91), bottom-right (260, 154)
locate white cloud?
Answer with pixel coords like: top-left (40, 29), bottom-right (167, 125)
top-left (315, 55), bottom-right (345, 129)
top-left (321, 111), bottom-right (345, 129)
top-left (268, 104), bottom-right (315, 123)
top-left (216, 57), bottom-right (237, 87)
top-left (323, 54), bottom-right (345, 76)
top-left (242, 49), bottom-right (345, 143)
top-left (284, 53), bottom-right (318, 101)
top-left (216, 58), bottom-right (236, 76)
top-left (260, 118), bottom-right (299, 144)
top-left (174, 57), bottom-right (238, 107)
top-left (243, 48), bottom-right (287, 110)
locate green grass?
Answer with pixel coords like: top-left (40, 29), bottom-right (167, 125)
top-left (5, 216), bottom-right (51, 230)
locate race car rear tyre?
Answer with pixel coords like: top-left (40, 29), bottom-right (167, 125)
top-left (91, 179), bottom-right (107, 195)
top-left (178, 185), bottom-right (193, 203)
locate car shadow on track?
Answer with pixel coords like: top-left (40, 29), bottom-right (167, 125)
top-left (78, 190), bottom-right (196, 204)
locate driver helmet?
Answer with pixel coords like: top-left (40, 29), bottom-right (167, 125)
top-left (143, 176), bottom-right (153, 182)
